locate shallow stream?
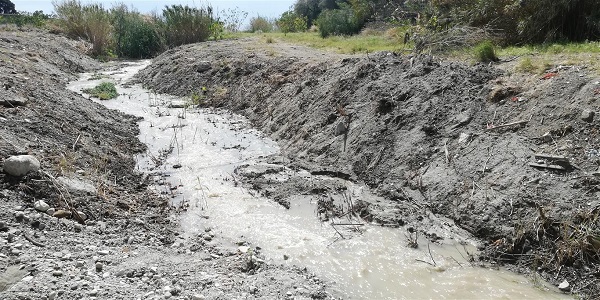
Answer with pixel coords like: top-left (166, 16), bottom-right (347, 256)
top-left (68, 61), bottom-right (570, 300)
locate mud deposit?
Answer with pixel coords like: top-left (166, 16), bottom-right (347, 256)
top-left (136, 36), bottom-right (600, 298)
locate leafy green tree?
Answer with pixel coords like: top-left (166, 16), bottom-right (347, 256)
top-left (0, 0), bottom-right (16, 14)
top-left (277, 10), bottom-right (307, 34)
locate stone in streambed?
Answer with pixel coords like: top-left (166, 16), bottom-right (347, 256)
top-left (3, 155), bottom-right (40, 176)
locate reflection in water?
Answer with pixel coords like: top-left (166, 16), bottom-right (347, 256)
top-left (68, 61), bottom-right (570, 300)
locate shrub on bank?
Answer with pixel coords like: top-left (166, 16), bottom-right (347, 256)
top-left (0, 10), bottom-right (49, 27)
top-left (111, 4), bottom-right (164, 58)
top-left (316, 8), bottom-right (359, 38)
top-left (83, 82), bottom-right (118, 100)
top-left (474, 40), bottom-right (497, 62)
top-left (248, 15), bottom-right (274, 33)
top-left (162, 4), bottom-right (213, 47)
top-left (54, 0), bottom-right (112, 57)
top-left (53, 1), bottom-right (215, 58)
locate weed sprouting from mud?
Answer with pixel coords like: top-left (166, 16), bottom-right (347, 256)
top-left (83, 81), bottom-right (118, 100)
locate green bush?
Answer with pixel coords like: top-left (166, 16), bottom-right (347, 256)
top-left (430, 0), bottom-right (600, 44)
top-left (111, 5), bottom-right (164, 58)
top-left (162, 4), bottom-right (213, 47)
top-left (277, 11), bottom-right (307, 35)
top-left (84, 82), bottom-right (118, 100)
top-left (474, 41), bottom-right (497, 62)
top-left (248, 15), bottom-right (274, 33)
top-left (53, 0), bottom-right (112, 57)
top-left (0, 10), bottom-right (49, 27)
top-left (316, 8), bottom-right (359, 38)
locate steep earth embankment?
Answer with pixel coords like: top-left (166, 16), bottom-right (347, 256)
top-left (136, 37), bottom-right (600, 298)
top-left (0, 30), bottom-right (331, 300)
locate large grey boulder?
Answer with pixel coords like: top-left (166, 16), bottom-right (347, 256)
top-left (3, 155), bottom-right (40, 176)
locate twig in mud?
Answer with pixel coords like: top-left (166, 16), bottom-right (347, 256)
top-left (486, 120), bottom-right (528, 130)
top-left (427, 243), bottom-right (437, 267)
top-left (450, 256), bottom-right (463, 268)
top-left (482, 148), bottom-right (491, 174)
top-left (72, 134), bottom-right (81, 151)
top-left (454, 244), bottom-right (475, 267)
top-left (415, 259), bottom-right (435, 266)
top-left (444, 140), bottom-right (450, 164)
top-left (331, 223), bottom-right (365, 226)
top-left (23, 233), bottom-right (45, 247)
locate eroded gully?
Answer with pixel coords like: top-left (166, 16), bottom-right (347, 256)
top-left (67, 60), bottom-right (570, 300)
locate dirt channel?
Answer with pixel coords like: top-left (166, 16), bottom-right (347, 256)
top-left (135, 36), bottom-right (600, 298)
top-left (0, 29), bottom-right (331, 300)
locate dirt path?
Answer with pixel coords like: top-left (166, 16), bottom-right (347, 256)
top-left (136, 36), bottom-right (600, 298)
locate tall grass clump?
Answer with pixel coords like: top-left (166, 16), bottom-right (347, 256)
top-left (111, 4), bottom-right (164, 58)
top-left (474, 40), bottom-right (497, 62)
top-left (162, 4), bottom-right (213, 47)
top-left (53, 0), bottom-right (112, 57)
top-left (248, 15), bottom-right (274, 33)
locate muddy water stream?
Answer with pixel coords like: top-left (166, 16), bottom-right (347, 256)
top-left (68, 61), bottom-right (570, 299)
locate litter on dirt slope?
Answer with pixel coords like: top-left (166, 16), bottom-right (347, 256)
top-left (136, 36), bottom-right (600, 298)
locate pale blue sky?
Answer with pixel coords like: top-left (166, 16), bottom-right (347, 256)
top-left (12, 0), bottom-right (294, 24)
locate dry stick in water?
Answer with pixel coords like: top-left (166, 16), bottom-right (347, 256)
top-left (330, 223), bottom-right (345, 239)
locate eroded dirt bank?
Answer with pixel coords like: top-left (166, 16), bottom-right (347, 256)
top-left (0, 30), bottom-right (331, 299)
top-left (136, 37), bottom-right (600, 298)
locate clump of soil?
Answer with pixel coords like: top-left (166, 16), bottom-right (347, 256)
top-left (137, 36), bottom-right (600, 298)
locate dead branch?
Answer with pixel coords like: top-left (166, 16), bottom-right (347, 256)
top-left (486, 120), bottom-right (528, 130)
top-left (23, 233), bottom-right (45, 247)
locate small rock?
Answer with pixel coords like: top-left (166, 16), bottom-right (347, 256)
top-left (46, 208), bottom-right (56, 216)
top-left (127, 236), bottom-right (134, 244)
top-left (581, 109), bottom-right (595, 123)
top-left (14, 211), bottom-right (24, 222)
top-left (249, 286), bottom-right (258, 294)
top-left (76, 261), bottom-right (85, 268)
top-left (74, 224), bottom-right (82, 232)
top-left (558, 279), bottom-right (570, 291)
top-left (458, 132), bottom-right (471, 144)
top-left (334, 122), bottom-right (347, 136)
top-left (191, 294), bottom-right (206, 300)
top-left (48, 291), bottom-right (58, 300)
top-left (202, 234), bottom-right (212, 241)
top-left (3, 155), bottom-right (40, 176)
top-left (95, 262), bottom-right (103, 272)
top-left (76, 211), bottom-right (87, 221)
top-left (0, 221), bottom-right (7, 232)
top-left (482, 215), bottom-right (490, 222)
top-left (0, 96), bottom-right (27, 107)
top-left (169, 101), bottom-right (187, 108)
top-left (34, 200), bottom-right (50, 212)
top-left (53, 270), bottom-right (63, 277)
top-left (97, 250), bottom-right (109, 256)
top-left (13, 243), bottom-right (23, 250)
top-left (89, 289), bottom-right (99, 296)
top-left (238, 246), bottom-right (250, 253)
top-left (53, 210), bottom-right (71, 219)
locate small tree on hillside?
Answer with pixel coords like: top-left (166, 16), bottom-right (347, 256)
top-left (0, 0), bottom-right (17, 14)
top-left (277, 11), bottom-right (307, 35)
